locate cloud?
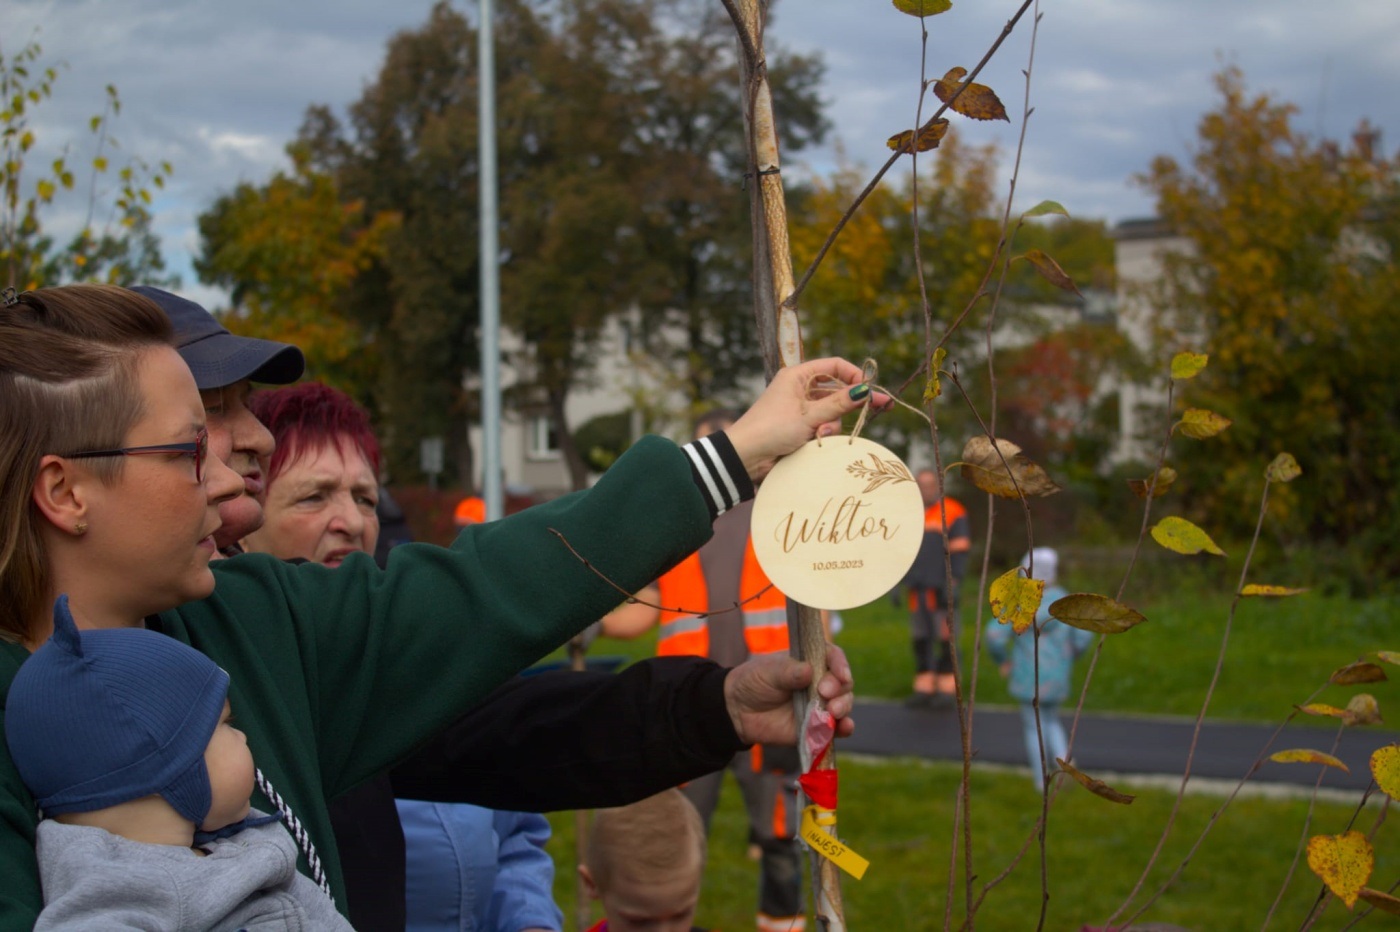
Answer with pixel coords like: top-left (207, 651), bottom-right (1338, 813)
top-left (7, 0), bottom-right (1399, 298)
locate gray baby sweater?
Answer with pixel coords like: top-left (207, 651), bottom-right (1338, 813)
top-left (34, 811), bottom-right (353, 930)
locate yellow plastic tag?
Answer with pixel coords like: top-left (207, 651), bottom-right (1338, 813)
top-left (800, 805), bottom-right (869, 880)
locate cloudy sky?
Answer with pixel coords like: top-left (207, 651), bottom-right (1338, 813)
top-left (10, 0), bottom-right (1400, 307)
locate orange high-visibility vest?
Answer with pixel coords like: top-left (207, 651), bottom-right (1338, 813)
top-left (656, 538), bottom-right (789, 658)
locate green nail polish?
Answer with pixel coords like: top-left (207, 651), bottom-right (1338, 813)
top-left (849, 383), bottom-right (870, 402)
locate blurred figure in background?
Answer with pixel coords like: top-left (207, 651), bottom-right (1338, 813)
top-left (901, 469), bottom-right (970, 709)
top-left (602, 409), bottom-right (803, 932)
top-left (985, 547), bottom-right (1093, 790)
top-left (579, 789), bottom-right (710, 932)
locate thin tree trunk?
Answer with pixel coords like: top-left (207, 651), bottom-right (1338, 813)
top-left (724, 1), bottom-right (846, 927)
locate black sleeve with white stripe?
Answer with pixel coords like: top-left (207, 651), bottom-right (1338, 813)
top-left (681, 430), bottom-right (754, 521)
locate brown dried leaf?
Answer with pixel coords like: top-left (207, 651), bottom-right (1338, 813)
top-left (1343, 693), bottom-right (1382, 726)
top-left (1371, 745), bottom-right (1400, 801)
top-left (1266, 452), bottom-right (1302, 483)
top-left (887, 118), bottom-right (949, 154)
top-left (1306, 831), bottom-right (1373, 909)
top-left (1296, 703), bottom-right (1347, 719)
top-left (1331, 662), bottom-right (1388, 686)
top-left (959, 436), bottom-right (1062, 499)
top-left (1048, 593), bottom-right (1147, 635)
top-left (1240, 584), bottom-right (1309, 597)
top-left (990, 567), bottom-right (1044, 635)
top-left (932, 66), bottom-right (1009, 122)
top-left (1271, 748), bottom-right (1350, 772)
top-left (1057, 759), bottom-right (1135, 804)
top-left (1127, 466), bottom-right (1178, 500)
top-left (1175, 408), bottom-right (1232, 440)
top-left (1019, 248), bottom-right (1083, 296)
top-left (1359, 888), bottom-right (1400, 916)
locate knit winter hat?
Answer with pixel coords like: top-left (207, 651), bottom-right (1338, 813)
top-left (1021, 547), bottom-right (1059, 585)
top-left (4, 595), bottom-right (229, 824)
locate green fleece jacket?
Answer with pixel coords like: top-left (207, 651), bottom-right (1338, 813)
top-left (0, 436), bottom-right (711, 930)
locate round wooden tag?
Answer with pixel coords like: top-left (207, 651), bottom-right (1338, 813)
top-left (751, 436), bottom-right (925, 611)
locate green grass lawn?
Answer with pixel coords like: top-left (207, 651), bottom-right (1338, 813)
top-left (569, 581), bottom-right (1400, 728)
top-left (546, 756), bottom-right (1397, 931)
top-left (833, 584), bottom-right (1399, 725)
top-left (537, 566), bottom-right (1400, 928)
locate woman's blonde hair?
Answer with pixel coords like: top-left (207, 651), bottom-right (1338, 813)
top-left (0, 284), bottom-right (173, 643)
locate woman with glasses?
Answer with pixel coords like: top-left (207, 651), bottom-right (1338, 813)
top-left (0, 283), bottom-right (875, 927)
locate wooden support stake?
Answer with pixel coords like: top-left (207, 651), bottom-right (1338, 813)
top-left (724, 1), bottom-right (847, 927)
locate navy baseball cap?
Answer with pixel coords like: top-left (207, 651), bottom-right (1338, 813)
top-left (130, 286), bottom-right (305, 390)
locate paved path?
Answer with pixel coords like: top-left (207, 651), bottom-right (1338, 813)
top-left (842, 698), bottom-right (1400, 792)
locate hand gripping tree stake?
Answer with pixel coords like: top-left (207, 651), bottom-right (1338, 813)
top-left (720, 2), bottom-right (849, 928)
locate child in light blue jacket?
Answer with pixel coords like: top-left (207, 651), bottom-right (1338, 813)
top-left (985, 548), bottom-right (1094, 788)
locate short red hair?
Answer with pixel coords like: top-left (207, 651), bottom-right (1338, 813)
top-left (248, 382), bottom-right (381, 483)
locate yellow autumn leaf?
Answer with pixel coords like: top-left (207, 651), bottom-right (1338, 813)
top-left (1331, 662), bottom-right (1388, 686)
top-left (1048, 593), bottom-right (1147, 635)
top-left (990, 567), bottom-right (1044, 635)
top-left (1371, 746), bottom-right (1400, 801)
top-left (1306, 831), bottom-right (1373, 909)
top-left (1342, 693), bottom-right (1382, 726)
top-left (1270, 748), bottom-right (1350, 772)
top-left (1170, 351), bottom-right (1208, 380)
top-left (923, 347), bottom-right (948, 403)
top-left (1174, 408), bottom-right (1232, 440)
top-left (1150, 516), bottom-right (1226, 557)
top-left (1127, 466), bottom-right (1177, 500)
top-left (1018, 248), bottom-right (1083, 297)
top-left (1265, 452), bottom-right (1302, 483)
top-left (1057, 759), bottom-right (1135, 804)
top-left (892, 0), bottom-right (952, 16)
top-left (932, 67), bottom-right (1009, 122)
top-left (1358, 888), bottom-right (1400, 916)
top-left (959, 436), bottom-right (1061, 499)
top-left (1239, 584), bottom-right (1308, 597)
top-left (1295, 703), bottom-right (1347, 719)
top-left (1376, 651), bottom-right (1400, 666)
top-left (887, 118), bottom-right (949, 154)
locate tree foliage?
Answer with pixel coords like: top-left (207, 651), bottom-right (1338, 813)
top-left (789, 134), bottom-right (1122, 466)
top-left (196, 144), bottom-right (400, 396)
top-left (1138, 67), bottom-right (1400, 578)
top-left (2, 38), bottom-right (174, 289)
top-left (197, 0), bottom-right (825, 489)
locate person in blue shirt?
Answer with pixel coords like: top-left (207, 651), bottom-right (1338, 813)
top-left (985, 547), bottom-right (1094, 789)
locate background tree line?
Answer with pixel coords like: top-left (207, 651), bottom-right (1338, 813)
top-left (10, 7), bottom-right (1396, 580)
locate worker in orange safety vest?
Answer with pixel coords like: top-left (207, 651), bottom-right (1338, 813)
top-left (602, 409), bottom-right (805, 932)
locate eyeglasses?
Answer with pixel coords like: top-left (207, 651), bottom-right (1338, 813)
top-left (63, 428), bottom-right (209, 483)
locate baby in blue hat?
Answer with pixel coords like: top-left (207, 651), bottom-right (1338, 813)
top-left (5, 596), bottom-right (352, 930)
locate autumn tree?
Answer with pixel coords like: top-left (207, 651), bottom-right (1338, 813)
top-left (2, 39), bottom-right (175, 289)
top-left (200, 0), bottom-right (825, 489)
top-left (1139, 67), bottom-right (1400, 581)
top-left (789, 135), bottom-right (1121, 464)
top-left (196, 143), bottom-right (400, 396)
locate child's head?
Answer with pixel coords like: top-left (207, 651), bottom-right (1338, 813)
top-left (4, 595), bottom-right (253, 835)
top-left (1021, 546), bottom-right (1059, 585)
top-left (580, 789), bottom-right (707, 932)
